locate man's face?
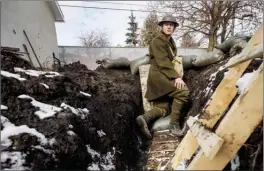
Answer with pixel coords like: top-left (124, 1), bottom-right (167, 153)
top-left (162, 22), bottom-right (175, 36)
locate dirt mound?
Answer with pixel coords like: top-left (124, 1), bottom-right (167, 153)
top-left (1, 49), bottom-right (144, 170)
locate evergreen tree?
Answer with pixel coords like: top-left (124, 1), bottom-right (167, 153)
top-left (125, 11), bottom-right (140, 47)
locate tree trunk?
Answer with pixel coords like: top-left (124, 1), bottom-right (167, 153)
top-left (208, 28), bottom-right (218, 51)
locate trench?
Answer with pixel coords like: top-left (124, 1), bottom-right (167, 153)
top-left (1, 48), bottom-right (263, 170)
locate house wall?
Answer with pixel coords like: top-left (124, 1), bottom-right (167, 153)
top-left (1, 1), bottom-right (59, 69)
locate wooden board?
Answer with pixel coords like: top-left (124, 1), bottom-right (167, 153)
top-left (166, 24), bottom-right (263, 170)
top-left (187, 63), bottom-right (263, 170)
top-left (223, 43), bottom-right (263, 70)
top-left (146, 130), bottom-right (181, 170)
top-left (139, 64), bottom-right (151, 112)
top-left (187, 116), bottom-right (224, 160)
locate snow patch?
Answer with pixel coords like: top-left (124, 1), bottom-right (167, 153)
top-left (1, 70), bottom-right (26, 81)
top-left (176, 159), bottom-right (188, 170)
top-left (231, 154), bottom-right (240, 170)
top-left (1, 151), bottom-right (28, 170)
top-left (1, 105), bottom-right (8, 110)
top-left (1, 116), bottom-right (48, 147)
top-left (69, 125), bottom-right (73, 129)
top-left (236, 71), bottom-right (256, 94)
top-left (80, 91), bottom-right (91, 97)
top-left (67, 130), bottom-right (76, 136)
top-left (40, 83), bottom-right (49, 89)
top-left (87, 163), bottom-right (100, 170)
top-left (60, 103), bottom-right (88, 119)
top-left (49, 138), bottom-right (56, 146)
top-left (86, 145), bottom-right (115, 170)
top-left (18, 95), bottom-right (62, 119)
top-left (97, 130), bottom-right (106, 137)
top-left (14, 67), bottom-right (61, 78)
top-left (33, 145), bottom-right (53, 154)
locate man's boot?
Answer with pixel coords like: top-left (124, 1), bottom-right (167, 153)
top-left (136, 115), bottom-right (152, 139)
top-left (136, 107), bottom-right (167, 139)
top-left (169, 99), bottom-right (184, 136)
top-left (169, 121), bottom-right (184, 137)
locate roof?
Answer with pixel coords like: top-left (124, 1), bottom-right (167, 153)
top-left (47, 1), bottom-right (64, 22)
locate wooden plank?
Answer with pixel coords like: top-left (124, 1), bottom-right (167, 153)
top-left (187, 63), bottom-right (263, 170)
top-left (166, 24), bottom-right (263, 170)
top-left (139, 64), bottom-right (152, 112)
top-left (223, 43), bottom-right (263, 70)
top-left (187, 116), bottom-right (224, 160)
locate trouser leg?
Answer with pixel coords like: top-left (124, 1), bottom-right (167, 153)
top-left (168, 87), bottom-right (190, 136)
top-left (136, 99), bottom-right (170, 139)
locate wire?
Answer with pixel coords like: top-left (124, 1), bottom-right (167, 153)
top-left (84, 1), bottom-right (151, 7)
top-left (59, 4), bottom-right (168, 13)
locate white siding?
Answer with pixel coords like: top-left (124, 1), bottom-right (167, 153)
top-left (1, 1), bottom-right (59, 69)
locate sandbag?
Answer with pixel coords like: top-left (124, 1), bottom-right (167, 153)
top-left (229, 39), bottom-right (248, 57)
top-left (192, 48), bottom-right (225, 67)
top-left (130, 54), bottom-right (150, 75)
top-left (215, 36), bottom-right (248, 53)
top-left (151, 115), bottom-right (171, 132)
top-left (181, 55), bottom-right (197, 69)
top-left (96, 57), bottom-right (130, 69)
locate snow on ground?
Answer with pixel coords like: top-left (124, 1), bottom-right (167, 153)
top-left (236, 70), bottom-right (257, 94)
top-left (1, 105), bottom-right (8, 110)
top-left (97, 130), bottom-right (106, 137)
top-left (40, 83), bottom-right (49, 89)
top-left (80, 91), bottom-right (91, 97)
top-left (86, 145), bottom-right (115, 170)
top-left (67, 130), bottom-right (76, 136)
top-left (49, 138), bottom-right (56, 146)
top-left (1, 70), bottom-right (26, 81)
top-left (18, 95), bottom-right (62, 119)
top-left (1, 116), bottom-right (48, 147)
top-left (231, 154), bottom-right (240, 170)
top-left (60, 103), bottom-right (88, 119)
top-left (175, 159), bottom-right (188, 170)
top-left (1, 151), bottom-right (28, 170)
top-left (14, 67), bottom-right (61, 78)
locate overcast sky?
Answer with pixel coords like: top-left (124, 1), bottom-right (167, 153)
top-left (55, 1), bottom-right (151, 47)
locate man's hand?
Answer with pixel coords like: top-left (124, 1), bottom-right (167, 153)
top-left (174, 78), bottom-right (186, 89)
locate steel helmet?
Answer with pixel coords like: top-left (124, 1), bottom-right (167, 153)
top-left (158, 14), bottom-right (179, 27)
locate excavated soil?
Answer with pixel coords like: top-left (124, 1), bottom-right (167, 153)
top-left (1, 49), bottom-right (145, 170)
top-left (1, 47), bottom-right (263, 170)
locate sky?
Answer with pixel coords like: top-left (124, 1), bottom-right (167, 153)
top-left (55, 1), bottom-right (151, 47)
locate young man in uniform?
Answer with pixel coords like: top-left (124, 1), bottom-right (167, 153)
top-left (136, 14), bottom-right (189, 139)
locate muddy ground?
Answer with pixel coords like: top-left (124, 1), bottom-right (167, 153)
top-left (1, 47), bottom-right (263, 170)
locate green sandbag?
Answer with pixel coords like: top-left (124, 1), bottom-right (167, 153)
top-left (192, 48), bottom-right (224, 67)
top-left (130, 54), bottom-right (150, 75)
top-left (96, 57), bottom-right (130, 69)
top-left (151, 115), bottom-right (171, 132)
top-left (215, 36), bottom-right (248, 53)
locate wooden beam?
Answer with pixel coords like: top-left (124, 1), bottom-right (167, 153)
top-left (166, 24), bottom-right (263, 170)
top-left (223, 43), bottom-right (263, 70)
top-left (187, 116), bottom-right (224, 160)
top-left (187, 63), bottom-right (263, 170)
